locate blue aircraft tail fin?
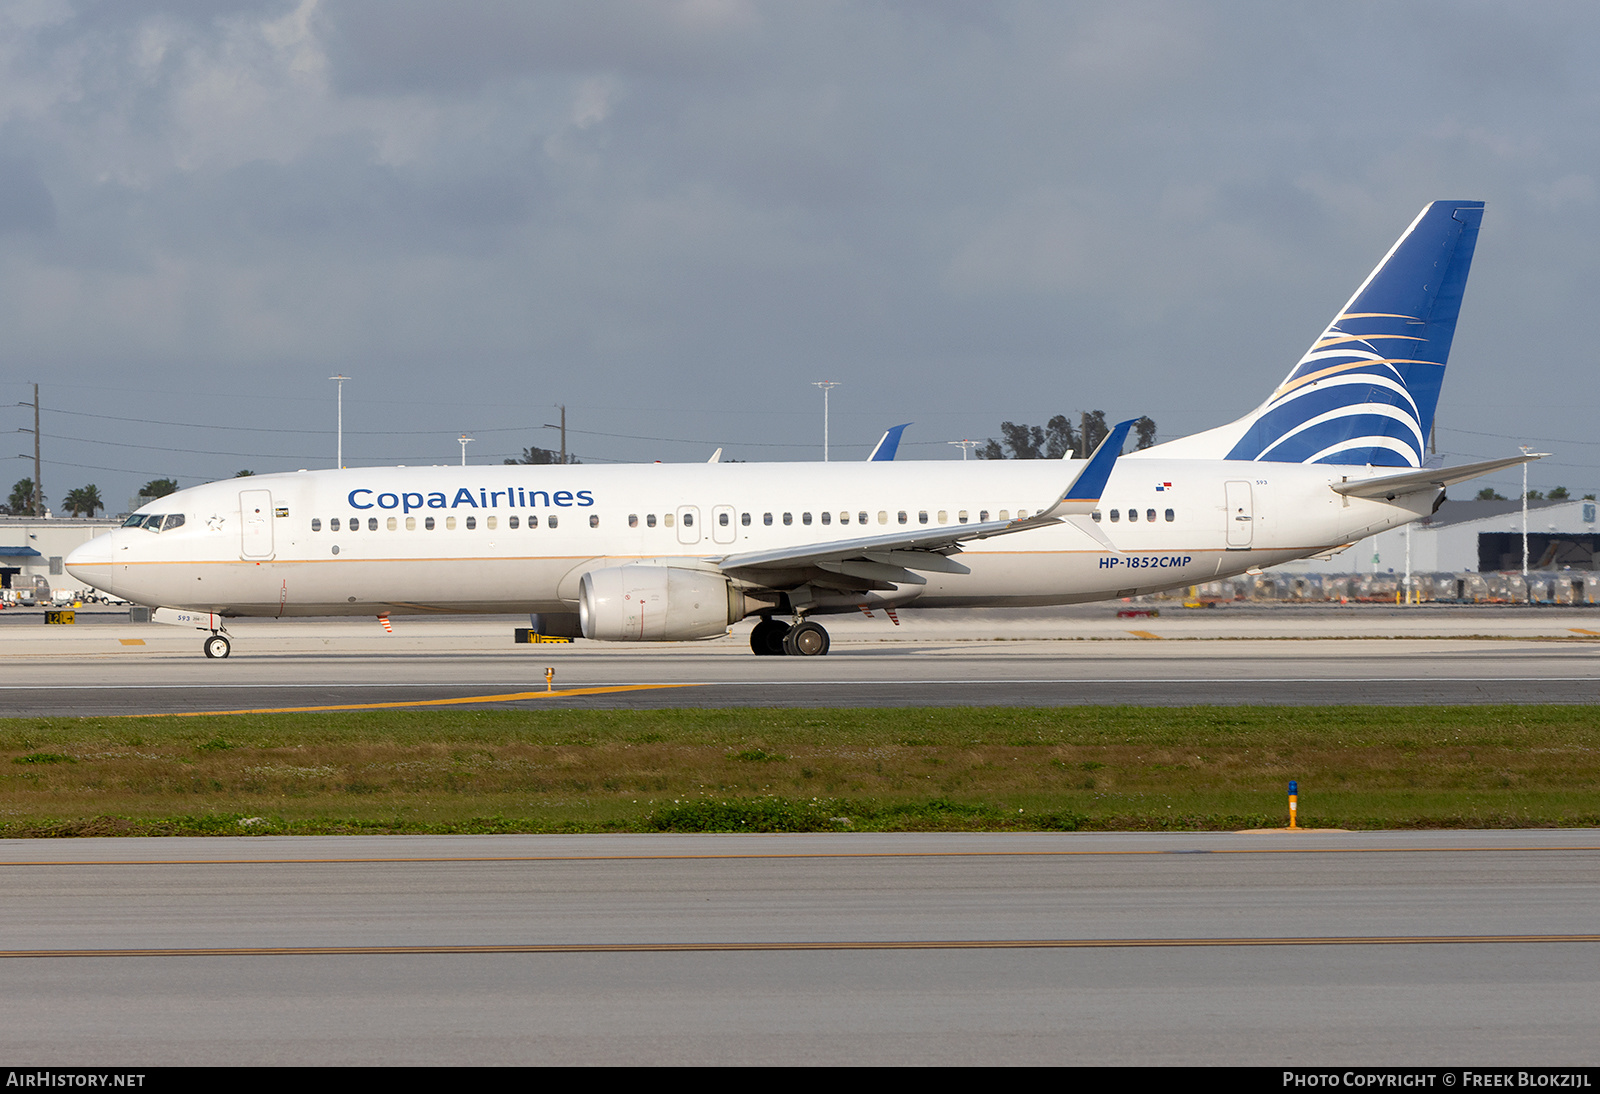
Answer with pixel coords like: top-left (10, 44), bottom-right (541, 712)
top-left (867, 423), bottom-right (911, 461)
top-left (1220, 201), bottom-right (1484, 468)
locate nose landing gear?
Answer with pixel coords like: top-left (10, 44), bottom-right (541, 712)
top-left (203, 633), bottom-right (232, 659)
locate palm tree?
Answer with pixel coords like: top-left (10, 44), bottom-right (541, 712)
top-left (64, 485), bottom-right (103, 517)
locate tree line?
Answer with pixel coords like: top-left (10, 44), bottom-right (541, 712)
top-left (2, 477), bottom-right (185, 517)
top-left (977, 413), bottom-right (1159, 459)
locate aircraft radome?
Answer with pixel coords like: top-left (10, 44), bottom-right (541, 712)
top-left (68, 201), bottom-right (1534, 658)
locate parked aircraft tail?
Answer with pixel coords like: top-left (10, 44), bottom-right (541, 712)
top-left (1153, 201), bottom-right (1484, 468)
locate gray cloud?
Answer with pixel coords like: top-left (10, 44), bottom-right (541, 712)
top-left (1, 0), bottom-right (1596, 507)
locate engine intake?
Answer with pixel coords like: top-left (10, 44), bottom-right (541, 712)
top-left (578, 564), bottom-right (743, 642)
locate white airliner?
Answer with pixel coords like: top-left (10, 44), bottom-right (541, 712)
top-left (68, 200), bottom-right (1533, 658)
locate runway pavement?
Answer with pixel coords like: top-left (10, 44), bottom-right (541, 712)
top-left (1, 603), bottom-right (1597, 713)
top-left (2, 829), bottom-right (1596, 1065)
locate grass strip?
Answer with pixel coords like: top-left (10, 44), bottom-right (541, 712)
top-left (1, 705), bottom-right (1597, 836)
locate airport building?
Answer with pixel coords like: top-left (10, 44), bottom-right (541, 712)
top-left (1258, 497), bottom-right (1598, 603)
top-left (0, 516), bottom-right (121, 602)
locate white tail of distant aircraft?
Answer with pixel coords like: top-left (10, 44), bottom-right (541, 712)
top-left (68, 201), bottom-right (1535, 658)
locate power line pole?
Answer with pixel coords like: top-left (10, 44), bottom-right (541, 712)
top-left (542, 405), bottom-right (567, 463)
top-left (16, 384), bottom-right (42, 515)
top-left (31, 383), bottom-right (40, 518)
top-left (813, 381), bottom-right (840, 461)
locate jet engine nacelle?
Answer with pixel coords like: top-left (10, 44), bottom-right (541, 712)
top-left (578, 564), bottom-right (743, 642)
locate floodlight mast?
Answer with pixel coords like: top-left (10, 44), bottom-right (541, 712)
top-left (329, 375), bottom-right (349, 469)
top-left (812, 381), bottom-right (841, 462)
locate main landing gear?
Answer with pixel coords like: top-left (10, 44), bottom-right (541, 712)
top-left (750, 617), bottom-right (831, 657)
top-left (203, 633), bottom-right (232, 659)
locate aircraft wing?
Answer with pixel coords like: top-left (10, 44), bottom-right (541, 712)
top-left (1330, 453), bottom-right (1544, 500)
top-left (717, 420), bottom-right (1134, 587)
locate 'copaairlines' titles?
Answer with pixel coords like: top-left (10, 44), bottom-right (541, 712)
top-left (347, 488), bottom-right (596, 513)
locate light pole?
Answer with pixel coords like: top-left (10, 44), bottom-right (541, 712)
top-left (948, 439), bottom-right (979, 460)
top-left (329, 375), bottom-right (349, 469)
top-left (1521, 446), bottom-right (1532, 578)
top-left (459, 434), bottom-right (474, 466)
top-left (812, 381), bottom-right (840, 461)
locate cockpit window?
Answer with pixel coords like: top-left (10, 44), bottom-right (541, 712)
top-left (161, 514), bottom-right (185, 532)
top-left (141, 514), bottom-right (164, 532)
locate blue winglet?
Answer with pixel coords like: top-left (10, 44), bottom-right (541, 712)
top-left (867, 423), bottom-right (912, 461)
top-left (1056, 418), bottom-right (1136, 507)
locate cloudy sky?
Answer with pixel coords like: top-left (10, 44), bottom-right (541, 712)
top-left (2, 0), bottom-right (1596, 511)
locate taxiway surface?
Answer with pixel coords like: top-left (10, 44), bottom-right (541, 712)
top-left (1, 604), bottom-right (1597, 713)
top-left (3, 830), bottom-right (1597, 1065)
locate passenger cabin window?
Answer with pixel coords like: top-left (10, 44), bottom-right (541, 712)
top-left (509, 516), bottom-right (519, 529)
top-left (682, 512), bottom-right (694, 527)
top-left (1109, 510), bottom-right (1120, 522)
top-left (878, 511), bottom-right (888, 525)
top-left (367, 517), bottom-right (378, 531)
top-left (465, 516), bottom-right (476, 530)
top-left (425, 517), bottom-right (435, 530)
top-left (445, 516), bottom-right (456, 530)
top-left (1165, 509), bottom-right (1175, 522)
top-left (311, 518), bottom-right (321, 532)
top-left (958, 511), bottom-right (968, 524)
top-left (802, 512), bottom-right (812, 525)
top-left (741, 512), bottom-right (751, 526)
top-left (937, 511), bottom-right (947, 524)
top-left (979, 510), bottom-right (989, 522)
top-left (1128, 509), bottom-right (1138, 522)
top-left (664, 513), bottom-right (674, 527)
top-left (764, 513), bottom-right (773, 526)
top-left (528, 515), bottom-right (538, 528)
top-left (387, 517), bottom-right (398, 531)
top-left (331, 518), bottom-right (341, 531)
top-left (590, 514), bottom-right (599, 528)
top-left (999, 510), bottom-right (1009, 521)
top-left (548, 515), bottom-right (559, 529)
top-left (646, 514), bottom-right (656, 528)
top-left (918, 511), bottom-right (928, 525)
top-left (1091, 511), bottom-right (1101, 523)
top-left (405, 517), bottom-right (416, 531)
top-left (720, 512), bottom-right (730, 526)
top-left (486, 516), bottom-right (497, 530)
top-left (839, 512), bottom-right (849, 524)
top-left (1147, 509), bottom-right (1157, 523)
top-left (629, 514), bottom-right (638, 528)
top-left (783, 513), bottom-right (792, 525)
top-left (898, 511), bottom-right (907, 524)
top-left (859, 511), bottom-right (868, 525)
top-left (820, 512), bottom-right (830, 525)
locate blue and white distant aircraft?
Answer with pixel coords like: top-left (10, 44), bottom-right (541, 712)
top-left (69, 201), bottom-right (1534, 657)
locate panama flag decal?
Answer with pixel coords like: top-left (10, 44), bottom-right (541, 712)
top-left (1155, 482), bottom-right (1172, 492)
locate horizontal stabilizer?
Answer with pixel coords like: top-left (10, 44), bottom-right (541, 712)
top-left (1330, 454), bottom-right (1544, 500)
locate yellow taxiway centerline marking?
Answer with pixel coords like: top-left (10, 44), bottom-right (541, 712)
top-left (1126, 630), bottom-right (1161, 639)
top-left (123, 683), bottom-right (695, 717)
top-left (1569, 628), bottom-right (1600, 636)
top-left (2, 934), bottom-right (1597, 959)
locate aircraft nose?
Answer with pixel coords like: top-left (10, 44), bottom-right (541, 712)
top-left (65, 535), bottom-right (114, 576)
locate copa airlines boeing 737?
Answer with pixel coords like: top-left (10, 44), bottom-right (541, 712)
top-left (67, 200), bottom-right (1533, 658)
